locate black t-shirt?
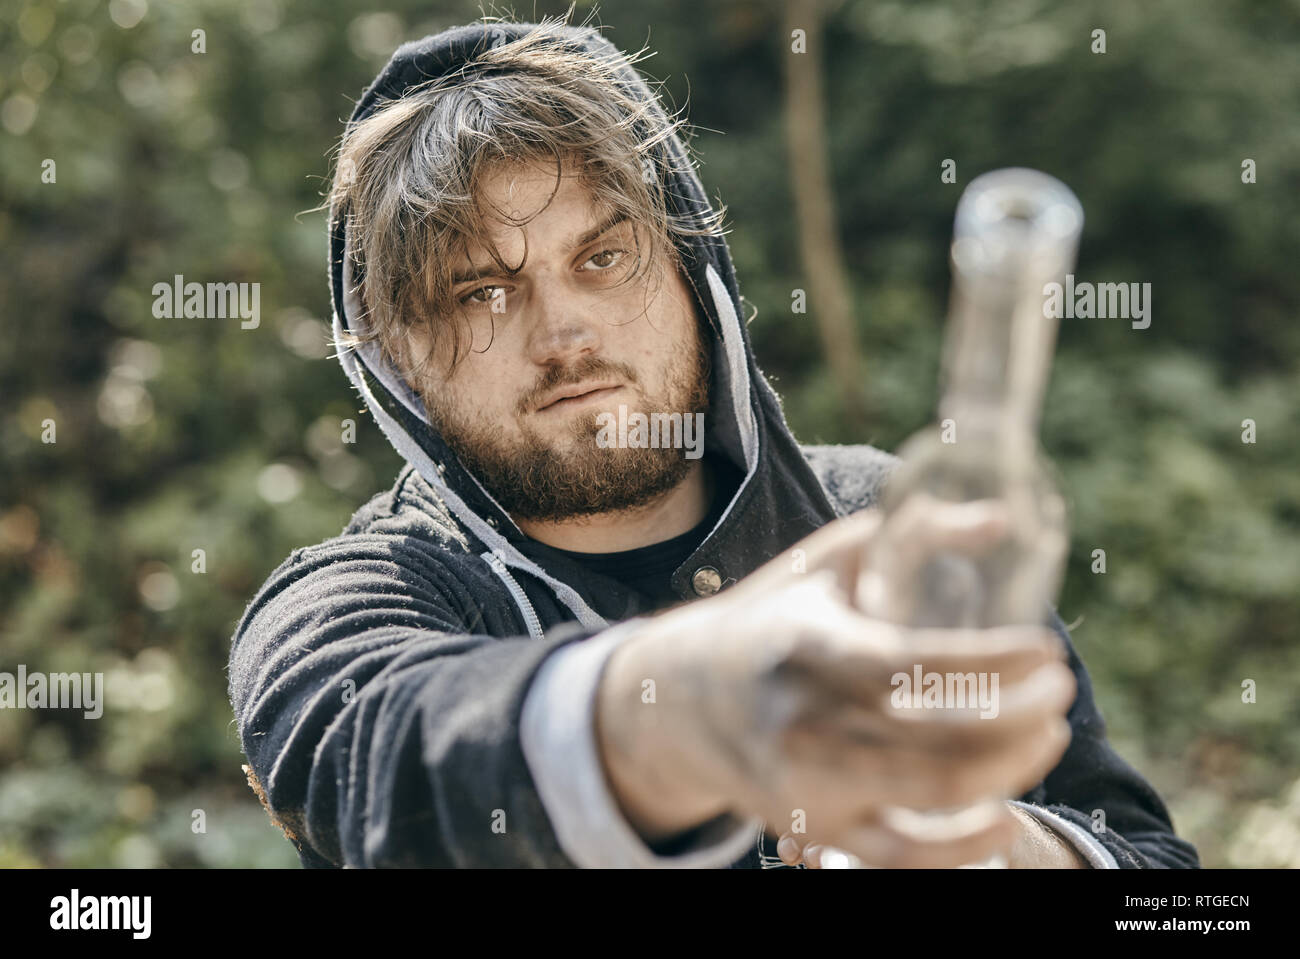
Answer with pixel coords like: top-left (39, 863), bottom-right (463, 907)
top-left (526, 454), bottom-right (743, 614)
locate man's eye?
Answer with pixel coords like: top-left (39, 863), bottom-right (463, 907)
top-left (581, 249), bottom-right (628, 271)
top-left (460, 285), bottom-right (505, 306)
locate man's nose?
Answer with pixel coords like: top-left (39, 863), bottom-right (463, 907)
top-left (524, 280), bottom-right (602, 367)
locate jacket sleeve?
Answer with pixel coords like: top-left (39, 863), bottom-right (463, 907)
top-left (227, 536), bottom-right (755, 867)
top-left (228, 537), bottom-right (591, 867)
top-left (1012, 610), bottom-right (1201, 868)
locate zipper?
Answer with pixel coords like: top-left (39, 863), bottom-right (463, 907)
top-left (481, 551), bottom-right (545, 640)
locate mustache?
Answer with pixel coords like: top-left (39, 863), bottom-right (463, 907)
top-left (517, 356), bottom-right (640, 414)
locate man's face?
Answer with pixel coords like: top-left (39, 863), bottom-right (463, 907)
top-left (401, 159), bottom-right (711, 523)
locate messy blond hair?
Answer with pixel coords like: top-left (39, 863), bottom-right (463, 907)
top-left (328, 16), bottom-right (726, 382)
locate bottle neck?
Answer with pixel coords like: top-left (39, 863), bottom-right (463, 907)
top-left (937, 238), bottom-right (1064, 438)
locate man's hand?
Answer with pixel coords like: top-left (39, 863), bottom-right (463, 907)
top-left (774, 802), bottom-right (1090, 868)
top-left (595, 503), bottom-right (1077, 867)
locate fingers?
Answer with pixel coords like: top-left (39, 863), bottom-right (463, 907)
top-left (775, 497), bottom-right (1007, 590)
top-left (778, 801), bottom-right (1021, 869)
top-left (854, 496), bottom-right (1015, 623)
top-left (765, 593), bottom-right (1078, 811)
top-left (776, 832), bottom-right (856, 869)
top-left (797, 621), bottom-right (1069, 703)
top-left (830, 713), bottom-right (1072, 810)
top-left (776, 692), bottom-right (1073, 811)
top-left (832, 801), bottom-right (1018, 869)
top-left (797, 508), bottom-right (884, 565)
top-left (807, 846), bottom-right (861, 868)
top-left (868, 495), bottom-right (1010, 580)
top-left (790, 660), bottom-right (1076, 764)
top-left (876, 659), bottom-right (1077, 744)
top-left (776, 599), bottom-right (1073, 732)
top-left (891, 495), bottom-right (1009, 553)
top-left (742, 510), bottom-right (883, 596)
top-left (896, 624), bottom-right (1069, 675)
top-left (737, 497), bottom-right (1080, 843)
top-left (776, 831), bottom-right (805, 866)
top-left (823, 499), bottom-right (1008, 604)
top-left (753, 495), bottom-right (1014, 609)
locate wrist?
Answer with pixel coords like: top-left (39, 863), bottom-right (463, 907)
top-left (595, 619), bottom-right (730, 842)
top-left (1007, 803), bottom-right (1089, 868)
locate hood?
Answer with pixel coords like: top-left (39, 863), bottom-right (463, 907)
top-left (329, 21), bottom-right (842, 629)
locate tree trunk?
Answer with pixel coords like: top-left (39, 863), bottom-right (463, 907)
top-left (781, 0), bottom-right (869, 430)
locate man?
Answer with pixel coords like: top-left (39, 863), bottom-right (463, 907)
top-left (227, 18), bottom-right (1199, 869)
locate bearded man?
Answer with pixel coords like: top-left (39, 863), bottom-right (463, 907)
top-left (228, 17), bottom-right (1198, 870)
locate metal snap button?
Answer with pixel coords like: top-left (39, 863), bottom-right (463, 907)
top-left (691, 566), bottom-right (722, 597)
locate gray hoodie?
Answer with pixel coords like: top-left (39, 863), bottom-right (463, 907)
top-left (226, 20), bottom-right (1199, 869)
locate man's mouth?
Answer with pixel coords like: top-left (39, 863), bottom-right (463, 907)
top-left (535, 383), bottom-right (623, 413)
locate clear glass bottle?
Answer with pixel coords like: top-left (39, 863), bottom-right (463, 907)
top-left (853, 168), bottom-right (1085, 868)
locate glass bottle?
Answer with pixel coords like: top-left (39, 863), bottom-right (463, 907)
top-left (852, 168), bottom-right (1085, 868)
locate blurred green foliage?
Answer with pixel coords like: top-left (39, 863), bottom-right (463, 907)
top-left (1, 0), bottom-right (1297, 867)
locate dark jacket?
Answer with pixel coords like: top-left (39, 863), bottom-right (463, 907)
top-left (226, 21), bottom-right (1199, 869)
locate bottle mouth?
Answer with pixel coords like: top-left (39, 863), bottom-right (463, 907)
top-left (951, 168), bottom-right (1083, 276)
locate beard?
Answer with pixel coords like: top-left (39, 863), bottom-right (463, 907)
top-left (422, 324), bottom-right (712, 524)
